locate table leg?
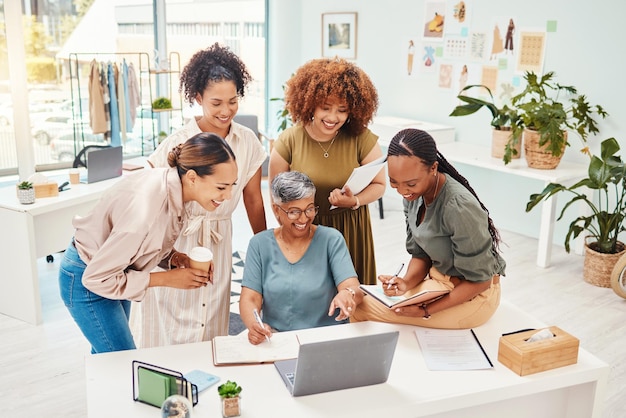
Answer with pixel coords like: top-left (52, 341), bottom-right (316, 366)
top-left (0, 209), bottom-right (42, 324)
top-left (536, 194), bottom-right (557, 268)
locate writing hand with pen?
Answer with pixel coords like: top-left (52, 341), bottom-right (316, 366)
top-left (248, 308), bottom-right (272, 346)
top-left (380, 263), bottom-right (406, 296)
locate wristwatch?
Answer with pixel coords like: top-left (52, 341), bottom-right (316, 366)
top-left (421, 303), bottom-right (431, 320)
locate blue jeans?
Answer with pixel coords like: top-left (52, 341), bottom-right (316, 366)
top-left (58, 240), bottom-right (136, 353)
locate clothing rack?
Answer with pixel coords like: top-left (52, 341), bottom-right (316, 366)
top-left (67, 52), bottom-right (181, 158)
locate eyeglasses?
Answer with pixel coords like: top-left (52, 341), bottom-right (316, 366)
top-left (275, 204), bottom-right (319, 220)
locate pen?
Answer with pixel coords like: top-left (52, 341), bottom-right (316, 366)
top-left (387, 263), bottom-right (405, 289)
top-left (253, 308), bottom-right (270, 343)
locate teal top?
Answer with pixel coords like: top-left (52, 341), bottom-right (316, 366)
top-left (242, 226), bottom-right (357, 331)
top-left (405, 174), bottom-right (506, 282)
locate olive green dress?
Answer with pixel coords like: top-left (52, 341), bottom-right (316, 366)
top-left (273, 125), bottom-right (379, 284)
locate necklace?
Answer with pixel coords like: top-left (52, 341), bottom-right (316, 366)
top-left (315, 136), bottom-right (337, 158)
top-left (426, 172), bottom-right (440, 206)
top-left (308, 126), bottom-right (338, 158)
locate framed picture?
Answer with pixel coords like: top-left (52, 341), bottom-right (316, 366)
top-left (321, 12), bottom-right (357, 59)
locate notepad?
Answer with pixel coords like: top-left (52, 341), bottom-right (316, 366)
top-left (360, 284), bottom-right (449, 309)
top-left (212, 332), bottom-right (300, 366)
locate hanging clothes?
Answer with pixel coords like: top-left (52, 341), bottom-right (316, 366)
top-left (117, 61), bottom-right (128, 142)
top-left (107, 62), bottom-right (121, 146)
top-left (127, 62), bottom-right (141, 127)
top-left (88, 59), bottom-right (107, 134)
top-left (122, 60), bottom-right (134, 132)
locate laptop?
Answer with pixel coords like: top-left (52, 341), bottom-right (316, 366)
top-left (80, 146), bottom-right (123, 183)
top-left (274, 331), bottom-right (399, 397)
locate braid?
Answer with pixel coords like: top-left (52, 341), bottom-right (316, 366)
top-left (389, 129), bottom-right (502, 254)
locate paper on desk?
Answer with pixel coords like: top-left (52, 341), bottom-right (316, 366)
top-left (414, 328), bottom-right (493, 371)
top-left (330, 156), bottom-right (387, 209)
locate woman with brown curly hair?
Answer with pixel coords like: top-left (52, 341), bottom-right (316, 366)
top-left (131, 43), bottom-right (267, 347)
top-left (269, 58), bottom-right (385, 285)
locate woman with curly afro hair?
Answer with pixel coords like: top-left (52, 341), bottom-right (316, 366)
top-left (269, 57), bottom-right (385, 285)
top-left (131, 43), bottom-right (268, 348)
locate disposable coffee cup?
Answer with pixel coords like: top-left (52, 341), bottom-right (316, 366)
top-left (189, 246), bottom-right (213, 272)
top-left (69, 168), bottom-right (80, 184)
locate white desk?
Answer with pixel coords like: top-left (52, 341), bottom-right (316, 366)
top-left (437, 142), bottom-right (590, 268)
top-left (0, 160), bottom-right (147, 325)
top-left (85, 300), bottom-right (608, 418)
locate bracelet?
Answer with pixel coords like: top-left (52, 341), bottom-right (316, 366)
top-left (343, 287), bottom-right (356, 298)
top-left (420, 303), bottom-right (431, 320)
top-left (351, 196), bottom-right (360, 210)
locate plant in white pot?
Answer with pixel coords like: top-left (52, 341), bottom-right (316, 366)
top-left (526, 137), bottom-right (626, 287)
top-left (450, 84), bottom-right (521, 161)
top-left (508, 71), bottom-right (608, 169)
top-left (16, 181), bottom-right (35, 204)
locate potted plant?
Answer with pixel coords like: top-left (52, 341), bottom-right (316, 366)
top-left (16, 181), bottom-right (35, 204)
top-left (507, 71), bottom-right (608, 169)
top-left (449, 84), bottom-right (521, 160)
top-left (218, 380), bottom-right (242, 417)
top-left (526, 137), bottom-right (626, 287)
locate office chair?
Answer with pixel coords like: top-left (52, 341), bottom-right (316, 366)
top-left (72, 144), bottom-right (112, 168)
top-left (233, 114), bottom-right (272, 177)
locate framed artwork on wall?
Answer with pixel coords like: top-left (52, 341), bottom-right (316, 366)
top-left (322, 12), bottom-right (357, 59)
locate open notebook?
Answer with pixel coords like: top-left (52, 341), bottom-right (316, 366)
top-left (274, 331), bottom-right (399, 396)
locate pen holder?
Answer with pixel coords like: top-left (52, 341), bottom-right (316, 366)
top-left (497, 326), bottom-right (579, 376)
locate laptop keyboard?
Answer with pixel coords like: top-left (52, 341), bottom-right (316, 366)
top-left (286, 373), bottom-right (295, 385)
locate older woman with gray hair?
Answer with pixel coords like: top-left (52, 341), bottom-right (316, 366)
top-left (239, 171), bottom-right (363, 345)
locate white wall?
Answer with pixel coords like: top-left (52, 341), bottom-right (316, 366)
top-left (267, 0), bottom-right (626, 246)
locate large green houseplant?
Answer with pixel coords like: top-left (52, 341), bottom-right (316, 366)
top-left (449, 84), bottom-right (520, 160)
top-left (526, 137), bottom-right (626, 286)
top-left (506, 71), bottom-right (608, 168)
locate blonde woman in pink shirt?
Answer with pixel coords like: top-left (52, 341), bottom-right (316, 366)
top-left (58, 133), bottom-right (237, 353)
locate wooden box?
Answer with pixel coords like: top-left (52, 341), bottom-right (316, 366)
top-left (33, 182), bottom-right (59, 198)
top-left (498, 326), bottom-right (579, 376)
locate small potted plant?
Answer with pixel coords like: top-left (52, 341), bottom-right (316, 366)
top-left (16, 181), bottom-right (35, 204)
top-left (526, 137), bottom-right (626, 287)
top-left (450, 84), bottom-right (521, 160)
top-left (152, 97), bottom-right (173, 111)
top-left (217, 380), bottom-right (242, 417)
top-left (508, 71), bottom-right (608, 169)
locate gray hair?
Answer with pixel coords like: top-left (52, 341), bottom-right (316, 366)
top-left (271, 171), bottom-right (316, 204)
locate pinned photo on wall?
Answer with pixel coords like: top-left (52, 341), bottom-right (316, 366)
top-left (516, 30), bottom-right (546, 73)
top-left (480, 65), bottom-right (499, 93)
top-left (423, 1), bottom-right (446, 39)
top-left (418, 42), bottom-right (440, 73)
top-left (407, 39), bottom-right (416, 76)
top-left (443, 36), bottom-right (468, 60)
top-left (454, 62), bottom-right (481, 96)
top-left (488, 16), bottom-right (515, 62)
top-left (469, 32), bottom-right (488, 62)
top-left (444, 0), bottom-right (472, 36)
top-left (438, 63), bottom-right (454, 89)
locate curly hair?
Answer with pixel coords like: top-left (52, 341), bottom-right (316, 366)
top-left (179, 42), bottom-right (252, 106)
top-left (284, 58), bottom-right (379, 137)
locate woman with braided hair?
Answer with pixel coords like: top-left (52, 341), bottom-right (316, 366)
top-left (352, 129), bottom-right (505, 328)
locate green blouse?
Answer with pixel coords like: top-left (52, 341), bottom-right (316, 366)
top-left (405, 174), bottom-right (506, 282)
